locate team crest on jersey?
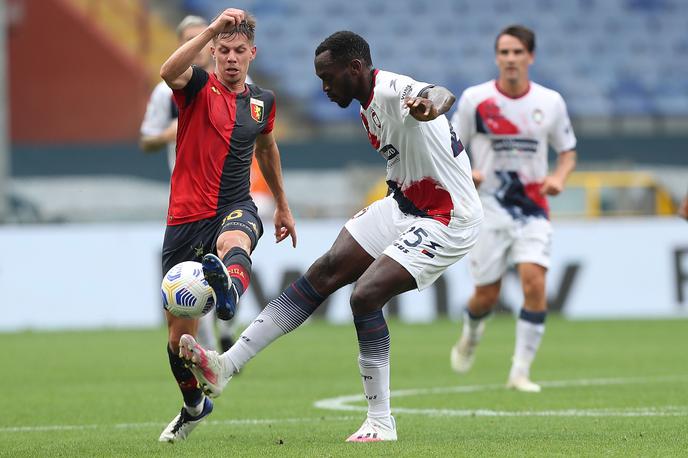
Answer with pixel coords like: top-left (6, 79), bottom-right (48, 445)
top-left (211, 86), bottom-right (220, 94)
top-left (532, 108), bottom-right (544, 124)
top-left (250, 98), bottom-right (264, 123)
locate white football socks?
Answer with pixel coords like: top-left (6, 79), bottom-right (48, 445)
top-left (220, 312), bottom-right (285, 374)
top-left (463, 311), bottom-right (487, 343)
top-left (509, 318), bottom-right (545, 379)
top-left (359, 362), bottom-right (392, 427)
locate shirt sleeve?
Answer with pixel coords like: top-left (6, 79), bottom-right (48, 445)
top-left (172, 66), bottom-right (209, 109)
top-left (261, 92), bottom-right (276, 135)
top-left (548, 93), bottom-right (577, 153)
top-left (397, 76), bottom-right (434, 125)
top-left (140, 83), bottom-right (173, 136)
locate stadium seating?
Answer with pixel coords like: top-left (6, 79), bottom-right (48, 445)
top-left (184, 0), bottom-right (688, 120)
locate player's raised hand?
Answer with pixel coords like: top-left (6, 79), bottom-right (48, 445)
top-left (405, 97), bottom-right (439, 121)
top-left (209, 8), bottom-right (245, 35)
top-left (540, 175), bottom-right (564, 196)
top-left (274, 206), bottom-right (297, 247)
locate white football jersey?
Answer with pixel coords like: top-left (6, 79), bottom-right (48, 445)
top-left (360, 70), bottom-right (482, 226)
top-left (140, 81), bottom-right (177, 172)
top-left (451, 80), bottom-right (576, 222)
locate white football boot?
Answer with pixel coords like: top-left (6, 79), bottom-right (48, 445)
top-left (158, 397), bottom-right (213, 442)
top-left (506, 375), bottom-right (542, 393)
top-left (179, 334), bottom-right (232, 398)
top-left (450, 319), bottom-right (485, 374)
top-left (346, 416), bottom-right (397, 442)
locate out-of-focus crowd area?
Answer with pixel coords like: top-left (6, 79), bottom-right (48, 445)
top-left (5, 0), bottom-right (687, 223)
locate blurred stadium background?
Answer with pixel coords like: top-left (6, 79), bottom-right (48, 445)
top-left (1, 0), bottom-right (686, 330)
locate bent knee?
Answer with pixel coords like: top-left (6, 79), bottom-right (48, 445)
top-left (306, 251), bottom-right (343, 294)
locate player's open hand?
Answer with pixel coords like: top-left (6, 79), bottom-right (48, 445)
top-left (540, 175), bottom-right (564, 196)
top-left (405, 97), bottom-right (439, 121)
top-left (274, 206), bottom-right (297, 247)
top-left (209, 8), bottom-right (245, 35)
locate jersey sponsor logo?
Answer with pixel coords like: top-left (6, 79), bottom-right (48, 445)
top-left (250, 98), bottom-right (264, 123)
top-left (492, 137), bottom-right (539, 153)
top-left (380, 144), bottom-right (400, 167)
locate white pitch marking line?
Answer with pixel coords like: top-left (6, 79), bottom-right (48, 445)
top-left (0, 416), bottom-right (359, 434)
top-left (314, 374), bottom-right (688, 417)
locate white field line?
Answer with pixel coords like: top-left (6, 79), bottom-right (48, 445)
top-left (4, 375), bottom-right (687, 434)
top-left (313, 374), bottom-right (688, 417)
top-left (0, 416), bottom-right (359, 434)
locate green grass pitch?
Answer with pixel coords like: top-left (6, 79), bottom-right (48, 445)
top-left (2, 316), bottom-right (687, 456)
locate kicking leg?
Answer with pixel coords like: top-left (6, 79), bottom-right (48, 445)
top-left (203, 231), bottom-right (253, 321)
top-left (180, 228), bottom-right (374, 397)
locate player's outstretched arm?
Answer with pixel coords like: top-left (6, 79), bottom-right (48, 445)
top-left (255, 132), bottom-right (297, 247)
top-left (405, 86), bottom-right (456, 122)
top-left (541, 149), bottom-right (577, 196)
top-left (160, 8), bottom-right (245, 89)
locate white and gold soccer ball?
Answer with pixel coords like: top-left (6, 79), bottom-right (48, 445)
top-left (161, 261), bottom-right (215, 319)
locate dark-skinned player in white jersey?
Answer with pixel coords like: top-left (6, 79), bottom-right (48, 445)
top-left (178, 30), bottom-right (483, 442)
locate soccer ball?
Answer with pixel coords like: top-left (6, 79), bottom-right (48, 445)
top-left (161, 261), bottom-right (215, 318)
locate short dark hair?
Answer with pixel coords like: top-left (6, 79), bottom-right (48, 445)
top-left (315, 31), bottom-right (373, 67)
top-left (213, 11), bottom-right (257, 44)
top-left (495, 25), bottom-right (535, 53)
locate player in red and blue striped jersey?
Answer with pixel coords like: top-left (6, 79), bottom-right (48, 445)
top-left (157, 8), bottom-right (296, 442)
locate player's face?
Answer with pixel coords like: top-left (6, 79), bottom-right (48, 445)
top-left (180, 25), bottom-right (213, 69)
top-left (314, 51), bottom-right (356, 108)
top-left (211, 34), bottom-right (256, 89)
top-left (495, 34), bottom-right (534, 84)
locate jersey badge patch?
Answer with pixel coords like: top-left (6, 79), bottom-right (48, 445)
top-left (211, 86), bottom-right (220, 95)
top-left (250, 98), bottom-right (264, 123)
top-left (532, 108), bottom-right (544, 124)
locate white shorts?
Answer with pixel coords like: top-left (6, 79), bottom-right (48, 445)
top-left (345, 196), bottom-right (482, 290)
top-left (469, 217), bottom-right (552, 286)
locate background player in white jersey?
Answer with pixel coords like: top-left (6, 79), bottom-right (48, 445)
top-left (449, 25), bottom-right (577, 392)
top-left (176, 30), bottom-right (482, 442)
top-left (139, 15), bottom-right (258, 354)
top-left (140, 15), bottom-right (212, 171)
